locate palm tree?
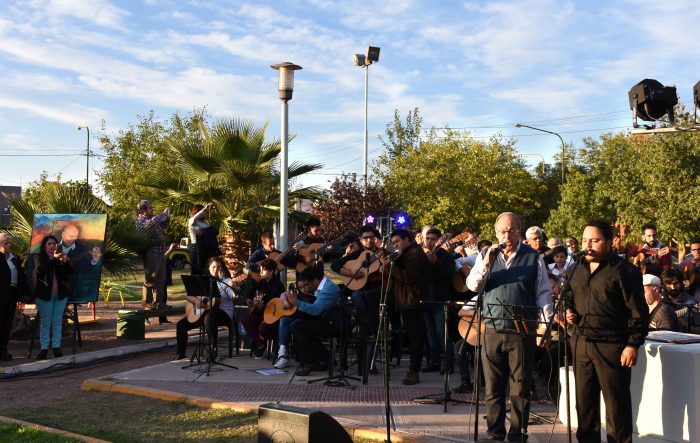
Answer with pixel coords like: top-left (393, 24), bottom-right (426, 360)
top-left (142, 116), bottom-right (323, 246)
top-left (2, 181), bottom-right (159, 277)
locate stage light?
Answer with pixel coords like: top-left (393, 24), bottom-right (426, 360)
top-left (394, 213), bottom-right (408, 226)
top-left (628, 79), bottom-right (677, 128)
top-left (694, 81), bottom-right (700, 107)
top-left (365, 214), bottom-right (375, 224)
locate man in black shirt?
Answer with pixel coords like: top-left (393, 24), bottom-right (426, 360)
top-left (331, 226), bottom-right (382, 335)
top-left (240, 259), bottom-right (285, 358)
top-left (562, 220), bottom-right (648, 443)
top-left (643, 274), bottom-right (678, 331)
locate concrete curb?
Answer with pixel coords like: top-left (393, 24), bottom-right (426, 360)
top-left (0, 338), bottom-right (178, 376)
top-left (82, 377), bottom-right (454, 442)
top-left (0, 415), bottom-right (111, 443)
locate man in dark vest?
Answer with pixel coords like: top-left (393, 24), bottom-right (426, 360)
top-left (466, 212), bottom-right (552, 442)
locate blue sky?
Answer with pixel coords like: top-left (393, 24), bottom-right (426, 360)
top-left (1, 0), bottom-right (699, 194)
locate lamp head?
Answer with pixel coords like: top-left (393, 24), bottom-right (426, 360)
top-left (366, 46), bottom-right (380, 63)
top-left (271, 62), bottom-right (303, 101)
top-left (353, 53), bottom-right (366, 66)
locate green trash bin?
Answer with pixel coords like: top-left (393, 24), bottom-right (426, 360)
top-left (117, 309), bottom-right (145, 340)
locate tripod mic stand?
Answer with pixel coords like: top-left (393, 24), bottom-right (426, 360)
top-left (412, 300), bottom-right (474, 412)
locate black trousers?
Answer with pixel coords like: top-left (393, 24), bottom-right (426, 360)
top-left (481, 327), bottom-right (535, 442)
top-left (400, 308), bottom-right (425, 372)
top-left (291, 317), bottom-right (338, 366)
top-left (573, 336), bottom-right (632, 443)
top-left (0, 295), bottom-right (16, 357)
top-left (176, 308), bottom-right (230, 356)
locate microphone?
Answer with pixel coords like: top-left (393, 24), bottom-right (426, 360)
top-left (387, 250), bottom-right (401, 261)
top-left (364, 251), bottom-right (371, 268)
top-left (496, 242), bottom-right (507, 250)
top-left (571, 250), bottom-right (588, 259)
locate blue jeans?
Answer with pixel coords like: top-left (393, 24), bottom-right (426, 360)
top-left (278, 316), bottom-right (291, 348)
top-left (36, 292), bottom-right (68, 350)
top-left (423, 304), bottom-right (445, 366)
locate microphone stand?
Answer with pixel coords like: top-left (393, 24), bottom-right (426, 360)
top-left (375, 257), bottom-right (397, 442)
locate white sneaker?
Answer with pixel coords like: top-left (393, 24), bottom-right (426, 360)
top-left (274, 356), bottom-right (289, 369)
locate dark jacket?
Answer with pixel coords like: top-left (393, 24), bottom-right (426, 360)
top-left (564, 252), bottom-right (648, 347)
top-left (0, 253), bottom-right (29, 302)
top-left (31, 254), bottom-right (73, 301)
top-left (424, 248), bottom-right (454, 302)
top-left (388, 242), bottom-right (430, 310)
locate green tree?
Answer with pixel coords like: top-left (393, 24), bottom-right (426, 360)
top-left (379, 108), bottom-right (422, 160)
top-left (376, 128), bottom-right (541, 238)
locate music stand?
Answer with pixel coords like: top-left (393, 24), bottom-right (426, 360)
top-left (180, 275), bottom-right (238, 376)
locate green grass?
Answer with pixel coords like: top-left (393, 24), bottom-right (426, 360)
top-left (0, 422), bottom-right (82, 443)
top-left (1, 392), bottom-right (257, 443)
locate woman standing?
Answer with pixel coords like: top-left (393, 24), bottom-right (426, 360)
top-left (0, 233), bottom-right (28, 361)
top-left (32, 235), bottom-right (72, 359)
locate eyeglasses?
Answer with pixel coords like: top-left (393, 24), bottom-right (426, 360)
top-left (497, 229), bottom-right (519, 236)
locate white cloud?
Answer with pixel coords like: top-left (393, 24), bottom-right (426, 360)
top-left (0, 93), bottom-right (108, 126)
top-left (30, 0), bottom-right (129, 28)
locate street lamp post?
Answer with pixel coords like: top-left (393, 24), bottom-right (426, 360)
top-left (271, 62), bottom-right (302, 286)
top-left (354, 46), bottom-right (380, 192)
top-left (77, 126), bottom-right (90, 184)
top-left (515, 123), bottom-right (565, 183)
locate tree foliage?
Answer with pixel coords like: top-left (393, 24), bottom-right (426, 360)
top-left (313, 174), bottom-right (397, 239)
top-left (98, 111), bottom-right (324, 249)
top-left (376, 126), bottom-right (549, 239)
top-left (545, 130), bottom-right (700, 245)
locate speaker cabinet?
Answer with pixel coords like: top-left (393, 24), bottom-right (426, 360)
top-left (257, 403), bottom-right (352, 443)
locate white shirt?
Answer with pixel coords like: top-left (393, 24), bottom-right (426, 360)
top-left (187, 207), bottom-right (210, 244)
top-left (5, 252), bottom-right (18, 286)
top-left (466, 242), bottom-right (552, 321)
top-left (216, 277), bottom-right (236, 319)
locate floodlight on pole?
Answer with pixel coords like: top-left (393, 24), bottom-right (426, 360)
top-left (354, 46), bottom-right (380, 193)
top-left (271, 62), bottom-right (302, 286)
top-left (77, 126), bottom-right (90, 184)
top-left (694, 80), bottom-right (700, 123)
top-left (628, 79), bottom-right (677, 128)
top-left (515, 123), bottom-right (566, 184)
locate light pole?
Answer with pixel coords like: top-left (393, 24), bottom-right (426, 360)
top-left (515, 123), bottom-right (565, 183)
top-left (271, 62), bottom-right (302, 286)
top-left (78, 126), bottom-right (90, 184)
top-left (354, 46), bottom-right (380, 192)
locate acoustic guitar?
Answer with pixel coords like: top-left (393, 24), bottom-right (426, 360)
top-left (295, 233), bottom-right (347, 273)
top-left (340, 248), bottom-right (386, 291)
top-left (681, 259), bottom-right (700, 286)
top-left (256, 231), bottom-right (308, 272)
top-left (457, 310), bottom-right (484, 347)
top-left (263, 298), bottom-right (298, 324)
top-left (185, 273), bottom-right (247, 323)
top-left (632, 245), bottom-right (670, 274)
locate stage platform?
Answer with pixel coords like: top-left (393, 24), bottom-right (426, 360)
top-left (83, 352), bottom-right (574, 442)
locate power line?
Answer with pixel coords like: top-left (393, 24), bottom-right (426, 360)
top-left (0, 153), bottom-right (84, 157)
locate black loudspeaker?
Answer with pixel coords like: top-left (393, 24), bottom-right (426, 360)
top-left (257, 403), bottom-right (352, 443)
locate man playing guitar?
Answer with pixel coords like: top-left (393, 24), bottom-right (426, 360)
top-left (678, 238), bottom-right (700, 300)
top-left (632, 223), bottom-right (671, 276)
top-left (240, 259), bottom-right (284, 358)
top-left (331, 226), bottom-right (384, 336)
top-left (174, 257), bottom-right (238, 361)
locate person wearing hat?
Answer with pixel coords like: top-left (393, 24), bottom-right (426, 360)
top-left (644, 274), bottom-right (678, 332)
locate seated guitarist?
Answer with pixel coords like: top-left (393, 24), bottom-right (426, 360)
top-left (240, 259), bottom-right (284, 358)
top-left (331, 226), bottom-right (383, 336)
top-left (174, 257), bottom-right (237, 360)
top-left (633, 223), bottom-right (671, 276)
top-left (285, 266), bottom-right (342, 376)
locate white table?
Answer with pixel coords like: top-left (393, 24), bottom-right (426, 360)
top-left (559, 340), bottom-right (700, 442)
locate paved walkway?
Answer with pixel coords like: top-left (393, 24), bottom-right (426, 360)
top-left (84, 352), bottom-right (575, 442)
